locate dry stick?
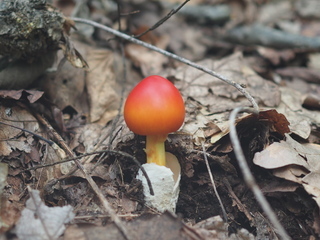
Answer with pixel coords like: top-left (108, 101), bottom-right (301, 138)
top-left (229, 107), bottom-right (291, 240)
top-left (201, 142), bottom-right (228, 222)
top-left (34, 113), bottom-right (131, 240)
top-left (71, 17), bottom-right (259, 111)
top-left (0, 121), bottom-right (54, 145)
top-left (222, 178), bottom-right (253, 222)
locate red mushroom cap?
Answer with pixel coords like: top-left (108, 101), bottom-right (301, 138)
top-left (124, 75), bottom-right (185, 136)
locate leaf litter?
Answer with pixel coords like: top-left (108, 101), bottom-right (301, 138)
top-left (1, 0), bottom-right (320, 239)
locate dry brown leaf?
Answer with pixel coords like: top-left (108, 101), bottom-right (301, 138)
top-left (274, 87), bottom-right (320, 139)
top-left (35, 144), bottom-right (66, 188)
top-left (0, 104), bottom-right (39, 156)
top-left (40, 59), bottom-right (88, 113)
top-left (120, 196), bottom-right (138, 214)
top-left (63, 225), bottom-right (86, 240)
top-left (7, 137), bottom-right (31, 154)
top-left (257, 1), bottom-right (293, 25)
top-left (68, 123), bottom-right (104, 152)
top-left (77, 124), bottom-right (104, 152)
top-left (261, 180), bottom-right (299, 193)
top-left (303, 172), bottom-right (320, 206)
top-left (0, 90), bottom-right (44, 103)
top-left (253, 141), bottom-right (309, 170)
top-left (257, 47), bottom-right (295, 65)
top-left (86, 48), bottom-right (121, 124)
top-left (0, 198), bottom-right (23, 233)
top-left (71, 163), bottom-right (111, 181)
top-left (125, 34), bottom-right (170, 76)
top-left (273, 165), bottom-right (309, 184)
top-left (0, 102), bottom-right (66, 186)
top-left (253, 134), bottom-right (320, 207)
top-left (276, 67), bottom-right (320, 84)
top-left (40, 42), bottom-right (89, 115)
top-left (257, 109), bottom-right (290, 135)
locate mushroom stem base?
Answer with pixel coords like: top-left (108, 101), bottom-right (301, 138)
top-left (137, 152), bottom-right (181, 213)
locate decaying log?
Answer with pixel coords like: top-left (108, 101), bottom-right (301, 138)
top-left (0, 0), bottom-right (86, 89)
top-left (0, 0), bottom-right (66, 60)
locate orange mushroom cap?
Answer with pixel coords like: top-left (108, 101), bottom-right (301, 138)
top-left (124, 75), bottom-right (185, 136)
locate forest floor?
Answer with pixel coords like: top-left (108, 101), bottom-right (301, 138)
top-left (1, 0), bottom-right (320, 239)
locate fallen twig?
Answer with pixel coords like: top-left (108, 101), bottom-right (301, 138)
top-left (229, 107), bottom-right (291, 240)
top-left (70, 17), bottom-right (259, 111)
top-left (222, 178), bottom-right (253, 221)
top-left (201, 142), bottom-right (228, 222)
top-left (0, 121), bottom-right (54, 145)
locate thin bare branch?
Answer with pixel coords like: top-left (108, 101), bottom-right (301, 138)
top-left (201, 142), bottom-right (228, 222)
top-left (229, 107), bottom-right (291, 240)
top-left (71, 17), bottom-right (259, 111)
top-left (0, 121), bottom-right (54, 145)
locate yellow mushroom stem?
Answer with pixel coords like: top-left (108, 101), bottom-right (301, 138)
top-left (145, 134), bottom-right (168, 166)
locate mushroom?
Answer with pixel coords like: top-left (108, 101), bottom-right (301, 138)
top-left (124, 75), bottom-right (185, 212)
top-left (124, 75), bottom-right (185, 167)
